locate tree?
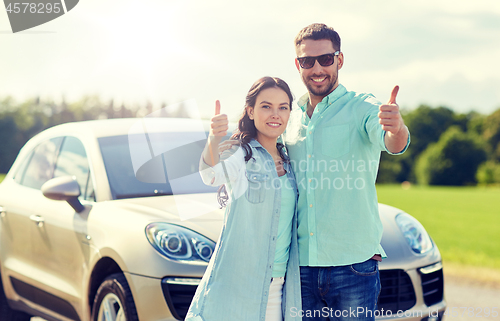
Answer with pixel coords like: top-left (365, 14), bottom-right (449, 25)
top-left (378, 105), bottom-right (462, 183)
top-left (0, 116), bottom-right (23, 173)
top-left (404, 105), bottom-right (459, 156)
top-left (482, 108), bottom-right (500, 161)
top-left (376, 153), bottom-right (403, 183)
top-left (0, 96), bottom-right (140, 174)
top-left (415, 126), bottom-right (487, 185)
top-left (467, 111), bottom-right (485, 136)
top-left (377, 151), bottom-right (412, 183)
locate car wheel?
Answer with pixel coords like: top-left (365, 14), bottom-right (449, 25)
top-left (91, 273), bottom-right (138, 321)
top-left (0, 277), bottom-right (31, 321)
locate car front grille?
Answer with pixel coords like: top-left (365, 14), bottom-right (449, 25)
top-left (377, 269), bottom-right (417, 313)
top-left (163, 267), bottom-right (440, 319)
top-left (419, 263), bottom-right (444, 307)
top-left (161, 277), bottom-right (200, 320)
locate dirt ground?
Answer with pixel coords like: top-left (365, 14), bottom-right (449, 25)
top-left (444, 273), bottom-right (500, 321)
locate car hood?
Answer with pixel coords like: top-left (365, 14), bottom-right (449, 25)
top-left (108, 193), bottom-right (225, 242)
top-left (109, 196), bottom-right (440, 269)
top-left (111, 196), bottom-right (401, 246)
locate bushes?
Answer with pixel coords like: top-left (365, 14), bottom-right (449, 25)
top-left (476, 161), bottom-right (500, 185)
top-left (416, 126), bottom-right (487, 185)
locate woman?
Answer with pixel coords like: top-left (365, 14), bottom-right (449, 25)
top-left (185, 77), bottom-right (301, 321)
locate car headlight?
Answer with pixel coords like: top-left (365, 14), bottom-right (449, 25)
top-left (395, 213), bottom-right (433, 254)
top-left (146, 223), bottom-right (215, 264)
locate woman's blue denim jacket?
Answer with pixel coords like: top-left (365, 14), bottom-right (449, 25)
top-left (185, 138), bottom-right (302, 321)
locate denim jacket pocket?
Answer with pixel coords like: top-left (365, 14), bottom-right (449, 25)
top-left (245, 170), bottom-right (269, 204)
top-left (350, 259), bottom-right (378, 276)
top-left (322, 124), bottom-right (350, 158)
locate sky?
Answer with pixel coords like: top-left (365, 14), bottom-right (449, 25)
top-left (1, 0), bottom-right (500, 121)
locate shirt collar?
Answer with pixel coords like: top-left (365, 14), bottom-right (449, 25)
top-left (247, 138), bottom-right (290, 161)
top-left (297, 83), bottom-right (347, 113)
top-left (248, 138), bottom-right (262, 148)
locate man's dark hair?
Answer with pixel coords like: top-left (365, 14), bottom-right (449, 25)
top-left (294, 23), bottom-right (341, 52)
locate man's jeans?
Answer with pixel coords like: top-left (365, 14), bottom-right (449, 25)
top-left (300, 259), bottom-right (381, 321)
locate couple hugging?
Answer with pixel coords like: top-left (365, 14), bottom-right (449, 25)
top-left (187, 23), bottom-right (410, 321)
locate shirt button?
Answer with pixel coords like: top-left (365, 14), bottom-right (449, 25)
top-left (309, 204), bottom-right (313, 208)
top-left (309, 179), bottom-right (312, 183)
top-left (308, 155), bottom-right (311, 158)
top-left (310, 232), bottom-right (314, 236)
top-left (309, 131), bottom-right (312, 135)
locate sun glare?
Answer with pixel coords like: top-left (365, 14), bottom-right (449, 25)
top-left (81, 1), bottom-right (195, 104)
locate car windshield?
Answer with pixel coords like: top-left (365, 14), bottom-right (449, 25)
top-left (99, 132), bottom-right (219, 199)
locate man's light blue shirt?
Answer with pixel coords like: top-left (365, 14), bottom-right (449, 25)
top-left (284, 84), bottom-right (410, 267)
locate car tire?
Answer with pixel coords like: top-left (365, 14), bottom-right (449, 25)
top-left (91, 273), bottom-right (139, 321)
top-left (0, 276), bottom-right (31, 321)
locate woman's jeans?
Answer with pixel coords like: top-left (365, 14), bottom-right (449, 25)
top-left (299, 259), bottom-right (381, 321)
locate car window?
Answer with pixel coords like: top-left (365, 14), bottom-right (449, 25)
top-left (53, 136), bottom-right (94, 201)
top-left (98, 133), bottom-right (220, 199)
top-left (20, 137), bottom-right (63, 189)
top-left (14, 149), bottom-right (35, 184)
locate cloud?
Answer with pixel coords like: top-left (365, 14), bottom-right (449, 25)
top-left (1, 0), bottom-right (499, 117)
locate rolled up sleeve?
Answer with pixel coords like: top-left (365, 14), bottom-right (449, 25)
top-left (382, 127), bottom-right (410, 155)
top-left (199, 145), bottom-right (245, 186)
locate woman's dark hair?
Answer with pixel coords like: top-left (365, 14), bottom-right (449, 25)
top-left (217, 76), bottom-right (293, 208)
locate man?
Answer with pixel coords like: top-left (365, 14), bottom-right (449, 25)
top-left (283, 23), bottom-right (410, 320)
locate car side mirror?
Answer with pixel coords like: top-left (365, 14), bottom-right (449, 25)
top-left (41, 176), bottom-right (85, 213)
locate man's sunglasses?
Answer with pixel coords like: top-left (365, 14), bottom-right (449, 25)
top-left (296, 51), bottom-right (340, 69)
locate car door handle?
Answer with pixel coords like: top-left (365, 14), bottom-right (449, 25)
top-left (29, 215), bottom-right (45, 227)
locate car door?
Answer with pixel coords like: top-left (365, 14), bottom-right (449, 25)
top-left (0, 137), bottom-right (63, 302)
top-left (0, 148), bottom-right (35, 283)
top-left (29, 135), bottom-right (95, 320)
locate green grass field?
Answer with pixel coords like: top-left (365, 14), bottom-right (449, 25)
top-left (377, 184), bottom-right (500, 272)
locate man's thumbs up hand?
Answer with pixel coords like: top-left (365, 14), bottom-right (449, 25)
top-left (378, 86), bottom-right (404, 135)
